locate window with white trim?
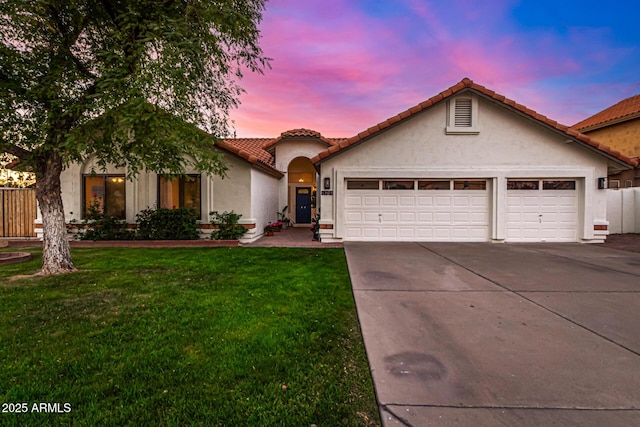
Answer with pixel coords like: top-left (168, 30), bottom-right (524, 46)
top-left (446, 96), bottom-right (479, 134)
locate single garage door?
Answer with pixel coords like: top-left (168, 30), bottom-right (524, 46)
top-left (506, 179), bottom-right (578, 242)
top-left (343, 179), bottom-right (490, 241)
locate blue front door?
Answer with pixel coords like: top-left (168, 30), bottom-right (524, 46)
top-left (296, 187), bottom-right (312, 223)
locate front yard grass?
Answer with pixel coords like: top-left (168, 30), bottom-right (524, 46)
top-left (0, 247), bottom-right (380, 426)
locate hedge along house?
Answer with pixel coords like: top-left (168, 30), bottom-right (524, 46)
top-left (45, 78), bottom-right (637, 243)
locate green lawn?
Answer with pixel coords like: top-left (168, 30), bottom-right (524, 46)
top-left (0, 247), bottom-right (380, 426)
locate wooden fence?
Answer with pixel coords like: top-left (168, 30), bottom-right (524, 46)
top-left (0, 188), bottom-right (37, 238)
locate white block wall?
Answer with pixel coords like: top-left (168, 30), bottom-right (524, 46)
top-left (607, 188), bottom-right (640, 233)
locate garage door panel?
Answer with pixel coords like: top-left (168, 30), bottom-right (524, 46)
top-left (435, 212), bottom-right (452, 223)
top-left (435, 196), bottom-right (452, 206)
top-left (506, 181), bottom-right (577, 242)
top-left (399, 197), bottom-right (415, 206)
top-left (362, 228), bottom-right (380, 238)
top-left (469, 212), bottom-right (489, 223)
top-left (417, 212), bottom-right (434, 222)
top-left (467, 227), bottom-right (490, 239)
top-left (521, 212), bottom-right (540, 223)
top-left (346, 195), bottom-right (363, 207)
top-left (523, 196), bottom-right (541, 206)
top-left (381, 228), bottom-right (397, 238)
top-left (471, 194), bottom-right (488, 202)
top-left (416, 228), bottom-right (434, 238)
top-left (453, 196), bottom-right (470, 207)
top-left (363, 212), bottom-right (379, 223)
top-left (557, 212), bottom-right (576, 222)
top-left (382, 196), bottom-right (398, 206)
top-left (381, 212), bottom-right (397, 222)
top-left (507, 196), bottom-right (522, 207)
top-left (434, 228), bottom-right (452, 238)
top-left (346, 212), bottom-right (362, 222)
top-left (343, 180), bottom-right (489, 241)
top-left (417, 196), bottom-right (434, 206)
top-left (399, 212), bottom-right (416, 222)
top-left (398, 228), bottom-right (416, 238)
top-left (453, 212), bottom-right (469, 222)
top-left (451, 228), bottom-right (469, 238)
top-left (363, 196), bottom-right (381, 206)
top-left (345, 227), bottom-right (362, 238)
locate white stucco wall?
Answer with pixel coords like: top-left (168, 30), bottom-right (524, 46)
top-left (208, 154), bottom-right (252, 219)
top-left (248, 168), bottom-right (281, 242)
top-left (55, 151), bottom-right (264, 240)
top-left (319, 94), bottom-right (615, 242)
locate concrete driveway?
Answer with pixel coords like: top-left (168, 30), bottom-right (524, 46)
top-left (345, 242), bottom-right (640, 426)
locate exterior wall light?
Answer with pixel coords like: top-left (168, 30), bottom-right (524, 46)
top-left (598, 177), bottom-right (607, 189)
top-left (323, 177), bottom-right (330, 190)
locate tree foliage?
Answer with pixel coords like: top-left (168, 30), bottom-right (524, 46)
top-left (0, 0), bottom-right (269, 174)
top-left (0, 0), bottom-right (269, 274)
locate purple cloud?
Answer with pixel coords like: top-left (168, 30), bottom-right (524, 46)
top-left (229, 0), bottom-right (640, 137)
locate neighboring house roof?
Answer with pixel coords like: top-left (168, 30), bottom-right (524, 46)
top-left (573, 93), bottom-right (640, 132)
top-left (310, 78), bottom-right (638, 168)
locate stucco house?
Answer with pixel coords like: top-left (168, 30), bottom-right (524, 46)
top-left (47, 78), bottom-right (637, 243)
top-left (572, 93), bottom-right (640, 188)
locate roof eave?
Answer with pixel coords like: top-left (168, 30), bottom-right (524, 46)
top-left (471, 90), bottom-right (637, 170)
top-left (214, 141), bottom-right (283, 178)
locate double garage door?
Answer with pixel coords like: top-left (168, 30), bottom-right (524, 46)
top-left (343, 178), bottom-right (578, 242)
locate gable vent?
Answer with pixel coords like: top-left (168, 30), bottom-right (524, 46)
top-left (454, 98), bottom-right (473, 127)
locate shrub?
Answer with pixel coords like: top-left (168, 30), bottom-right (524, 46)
top-left (209, 211), bottom-right (247, 240)
top-left (76, 201), bottom-right (135, 241)
top-left (136, 207), bottom-right (200, 240)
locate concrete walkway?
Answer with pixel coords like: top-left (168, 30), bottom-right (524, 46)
top-left (244, 226), bottom-right (343, 248)
top-left (345, 242), bottom-right (640, 426)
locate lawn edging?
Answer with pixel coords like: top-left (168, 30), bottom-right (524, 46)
top-left (5, 239), bottom-right (239, 248)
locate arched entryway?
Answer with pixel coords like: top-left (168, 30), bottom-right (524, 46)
top-left (287, 157), bottom-right (317, 225)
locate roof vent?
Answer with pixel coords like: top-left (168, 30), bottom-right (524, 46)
top-left (454, 98), bottom-right (473, 127)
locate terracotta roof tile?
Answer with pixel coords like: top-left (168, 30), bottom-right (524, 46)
top-left (218, 131), bottom-right (348, 177)
top-left (219, 138), bottom-right (274, 167)
top-left (310, 78), bottom-right (638, 168)
top-left (573, 93), bottom-right (640, 131)
top-left (261, 128), bottom-right (343, 151)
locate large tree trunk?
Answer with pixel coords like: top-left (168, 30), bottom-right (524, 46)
top-left (35, 152), bottom-right (76, 275)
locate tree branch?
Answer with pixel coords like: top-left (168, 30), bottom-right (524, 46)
top-left (46, 4), bottom-right (97, 81)
top-left (0, 137), bottom-right (32, 161)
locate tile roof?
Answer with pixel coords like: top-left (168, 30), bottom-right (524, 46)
top-left (216, 138), bottom-right (283, 178)
top-left (218, 131), bottom-right (348, 178)
top-left (261, 128), bottom-right (345, 151)
top-left (572, 93), bottom-right (640, 131)
top-left (310, 78), bottom-right (638, 168)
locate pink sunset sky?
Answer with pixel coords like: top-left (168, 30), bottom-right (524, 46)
top-left (229, 0), bottom-right (640, 138)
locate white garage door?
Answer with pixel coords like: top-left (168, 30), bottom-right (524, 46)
top-left (506, 179), bottom-right (578, 242)
top-left (343, 179), bottom-right (489, 241)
